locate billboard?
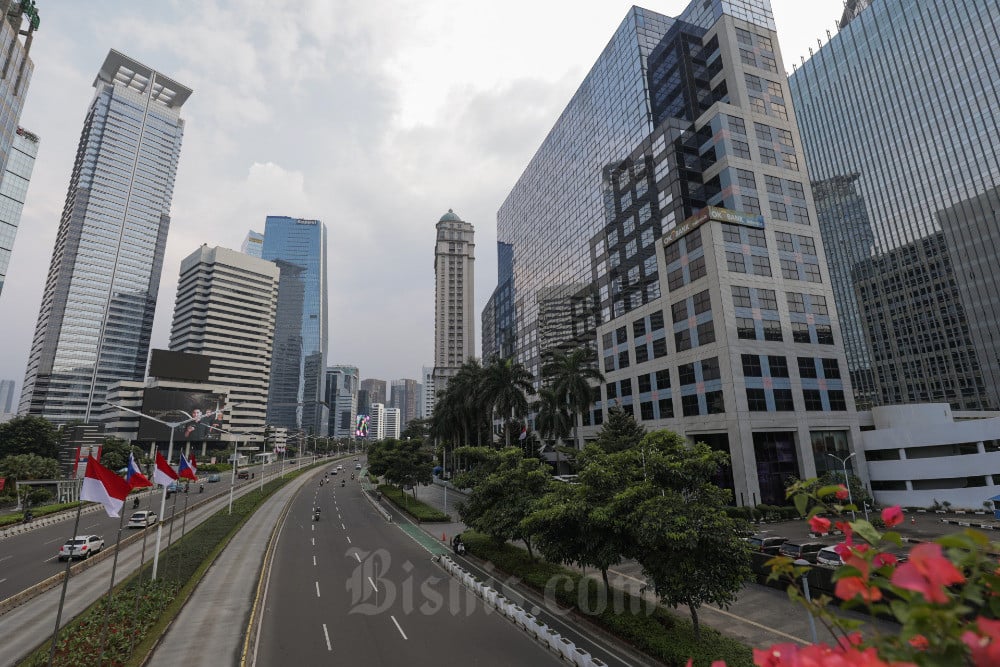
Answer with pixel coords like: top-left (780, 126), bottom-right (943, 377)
top-left (662, 206), bottom-right (765, 248)
top-left (138, 388), bottom-right (227, 441)
top-left (355, 414), bottom-right (370, 438)
top-left (148, 349), bottom-right (211, 383)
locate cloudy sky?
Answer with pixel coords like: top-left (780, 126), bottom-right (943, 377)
top-left (0, 0), bottom-right (844, 394)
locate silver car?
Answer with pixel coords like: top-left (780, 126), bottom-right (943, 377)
top-left (58, 535), bottom-right (104, 561)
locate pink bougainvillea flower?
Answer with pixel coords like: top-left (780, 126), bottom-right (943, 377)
top-left (684, 660), bottom-right (727, 667)
top-left (962, 617), bottom-right (1000, 665)
top-left (907, 635), bottom-right (929, 650)
top-left (873, 552), bottom-right (898, 568)
top-left (836, 574), bottom-right (883, 603)
top-left (881, 506), bottom-right (904, 528)
top-left (890, 542), bottom-right (965, 604)
top-left (835, 484), bottom-right (850, 500)
top-left (809, 515), bottom-right (831, 534)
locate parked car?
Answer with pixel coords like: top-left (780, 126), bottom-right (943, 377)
top-left (779, 541), bottom-right (828, 563)
top-left (816, 545), bottom-right (845, 567)
top-left (58, 535), bottom-right (104, 561)
top-left (207, 474), bottom-right (221, 483)
top-left (747, 534), bottom-right (788, 555)
top-left (127, 510), bottom-right (157, 529)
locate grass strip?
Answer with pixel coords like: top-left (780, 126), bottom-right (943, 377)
top-left (19, 463), bottom-right (323, 667)
top-left (377, 484), bottom-right (450, 522)
top-left (462, 531), bottom-right (754, 667)
top-left (0, 502), bottom-right (81, 527)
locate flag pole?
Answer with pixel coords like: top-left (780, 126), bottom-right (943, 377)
top-left (47, 489), bottom-right (85, 667)
top-left (130, 488), bottom-right (152, 658)
top-left (151, 427), bottom-right (174, 580)
top-left (97, 507), bottom-right (128, 662)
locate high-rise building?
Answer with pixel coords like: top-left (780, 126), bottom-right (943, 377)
top-left (432, 209), bottom-right (475, 398)
top-left (325, 365), bottom-right (359, 439)
top-left (369, 402), bottom-right (385, 440)
top-left (0, 4), bottom-right (38, 179)
top-left (168, 245), bottom-right (279, 436)
top-left (0, 378), bottom-right (15, 413)
top-left (356, 388), bottom-right (371, 418)
top-left (383, 406), bottom-right (401, 440)
top-left (788, 0), bottom-right (1000, 410)
top-left (491, 0), bottom-right (860, 505)
top-left (20, 50), bottom-right (191, 423)
top-left (419, 365), bottom-right (434, 418)
top-left (0, 126), bottom-right (38, 296)
top-left (241, 230), bottom-right (263, 258)
top-left (390, 378), bottom-right (419, 429)
top-left (262, 216), bottom-right (329, 436)
top-left (360, 379), bottom-right (386, 408)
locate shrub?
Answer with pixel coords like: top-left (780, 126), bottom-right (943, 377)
top-left (377, 485), bottom-right (450, 522)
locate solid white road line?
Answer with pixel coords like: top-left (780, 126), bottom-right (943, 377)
top-left (367, 576), bottom-right (378, 592)
top-left (322, 623), bottom-right (332, 651)
top-left (390, 615), bottom-right (408, 640)
top-left (313, 555), bottom-right (317, 566)
top-left (311, 537), bottom-right (315, 546)
top-left (315, 581), bottom-right (321, 598)
top-left (354, 553), bottom-right (361, 563)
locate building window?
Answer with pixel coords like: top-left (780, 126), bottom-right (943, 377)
top-left (732, 139), bottom-right (751, 159)
top-left (679, 363), bottom-right (696, 385)
top-left (787, 292), bottom-right (805, 313)
top-left (760, 147), bottom-right (778, 166)
top-left (650, 311), bottom-right (664, 332)
top-left (675, 329), bottom-right (692, 352)
top-left (792, 322), bottom-right (811, 343)
top-left (658, 397), bottom-right (674, 418)
top-left (742, 354), bottom-right (763, 377)
top-left (652, 337), bottom-right (668, 358)
top-left (635, 344), bottom-right (649, 364)
top-left (828, 390), bottom-right (847, 410)
top-left (740, 48), bottom-right (757, 67)
top-left (633, 318), bottom-right (646, 338)
top-left (606, 383), bottom-right (617, 399)
top-left (671, 300), bottom-right (688, 324)
top-left (640, 402), bottom-right (654, 420)
top-left (751, 255), bottom-right (772, 277)
top-left (638, 373), bottom-right (652, 393)
top-left (706, 391), bottom-right (725, 414)
top-left (727, 115), bottom-right (747, 135)
top-left (822, 358), bottom-right (841, 379)
top-left (781, 153), bottom-right (799, 171)
top-left (736, 169), bottom-right (756, 189)
top-left (726, 251), bottom-right (747, 273)
top-left (745, 73), bottom-right (763, 92)
top-left (693, 290), bottom-right (712, 314)
top-left (702, 357), bottom-right (721, 381)
top-left (732, 285), bottom-right (752, 308)
top-left (697, 321), bottom-right (715, 345)
top-left (773, 389), bottom-right (795, 411)
top-left (816, 324), bottom-right (834, 344)
top-left (618, 350), bottom-right (630, 369)
top-left (763, 320), bottom-right (783, 341)
top-left (798, 357), bottom-right (818, 378)
top-left (682, 394), bottom-right (700, 417)
top-left (765, 174), bottom-right (783, 195)
top-left (769, 356), bottom-right (790, 377)
top-left (737, 317), bottom-right (756, 340)
top-left (655, 368), bottom-right (670, 388)
top-left (803, 389), bottom-right (823, 411)
top-left (747, 388), bottom-right (768, 411)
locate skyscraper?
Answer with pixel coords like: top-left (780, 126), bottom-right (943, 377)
top-left (0, 126), bottom-right (38, 296)
top-left (360, 378), bottom-right (386, 408)
top-left (789, 0), bottom-right (1000, 409)
top-left (433, 209), bottom-right (475, 397)
top-left (0, 3), bottom-right (38, 179)
top-left (20, 50), bottom-right (191, 423)
top-left (490, 0), bottom-right (860, 504)
top-left (0, 378), bottom-right (15, 414)
top-left (390, 378), bottom-right (419, 429)
top-left (419, 365), bottom-right (434, 418)
top-left (325, 365), bottom-right (359, 438)
top-left (168, 245), bottom-right (279, 435)
top-left (241, 230), bottom-right (263, 258)
top-left (262, 216), bottom-right (328, 435)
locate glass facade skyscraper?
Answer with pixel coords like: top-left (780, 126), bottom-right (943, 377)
top-left (789, 0), bottom-right (1000, 409)
top-left (262, 215), bottom-right (328, 436)
top-left (0, 126), bottom-right (38, 296)
top-left (20, 50), bottom-right (190, 423)
top-left (0, 5), bottom-right (37, 191)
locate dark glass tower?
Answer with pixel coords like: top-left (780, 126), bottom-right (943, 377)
top-left (262, 216), bottom-right (329, 436)
top-left (20, 51), bottom-right (190, 423)
top-left (789, 0), bottom-right (1000, 409)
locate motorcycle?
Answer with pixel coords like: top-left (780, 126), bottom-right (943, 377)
top-left (341, 480), bottom-right (345, 487)
top-left (313, 509), bottom-right (321, 522)
top-left (22, 511), bottom-right (33, 524)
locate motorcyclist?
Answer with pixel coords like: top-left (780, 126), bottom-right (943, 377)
top-left (199, 484), bottom-right (204, 493)
top-left (313, 507), bottom-right (321, 521)
top-left (133, 497), bottom-right (141, 509)
top-left (23, 510), bottom-right (33, 524)
top-left (341, 479), bottom-right (345, 487)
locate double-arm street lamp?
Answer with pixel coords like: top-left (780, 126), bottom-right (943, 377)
top-left (827, 451), bottom-right (858, 521)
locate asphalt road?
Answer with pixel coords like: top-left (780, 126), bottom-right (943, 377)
top-left (255, 465), bottom-right (561, 666)
top-left (0, 458), bottom-right (311, 602)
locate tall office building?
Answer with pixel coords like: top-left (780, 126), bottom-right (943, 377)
top-left (419, 365), bottom-right (434, 418)
top-left (168, 245), bottom-right (279, 435)
top-left (20, 51), bottom-right (190, 423)
top-left (262, 215), bottom-right (329, 435)
top-left (432, 209), bottom-right (475, 397)
top-left (0, 378), bottom-right (15, 413)
top-left (325, 365), bottom-right (359, 438)
top-left (0, 3), bottom-right (38, 181)
top-left (0, 126), bottom-right (38, 296)
top-left (360, 378), bottom-right (386, 408)
top-left (369, 402), bottom-right (385, 440)
top-left (384, 406), bottom-right (401, 440)
top-left (789, 0), bottom-right (1000, 410)
top-left (390, 378), bottom-right (419, 429)
top-left (241, 230), bottom-right (263, 258)
top-left (491, 0), bottom-right (859, 505)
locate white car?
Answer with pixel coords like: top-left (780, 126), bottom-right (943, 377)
top-left (58, 535), bottom-right (104, 561)
top-left (127, 510), bottom-right (157, 528)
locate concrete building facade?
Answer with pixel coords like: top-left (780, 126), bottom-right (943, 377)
top-left (432, 209), bottom-right (475, 398)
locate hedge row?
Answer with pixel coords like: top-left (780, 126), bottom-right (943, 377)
top-left (725, 504), bottom-right (802, 523)
top-left (462, 531), bottom-right (753, 667)
top-left (0, 502), bottom-right (82, 528)
top-left (377, 484), bottom-right (450, 522)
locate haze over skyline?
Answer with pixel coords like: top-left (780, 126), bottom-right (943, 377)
top-left (0, 0), bottom-right (845, 395)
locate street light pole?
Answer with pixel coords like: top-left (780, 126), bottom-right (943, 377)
top-left (827, 451), bottom-right (858, 521)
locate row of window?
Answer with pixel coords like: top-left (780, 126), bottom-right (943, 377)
top-left (742, 354), bottom-right (841, 379)
top-left (746, 388), bottom-right (848, 411)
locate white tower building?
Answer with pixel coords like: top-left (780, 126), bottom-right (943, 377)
top-left (432, 209), bottom-right (475, 399)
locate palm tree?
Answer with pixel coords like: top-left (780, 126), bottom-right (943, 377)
top-left (542, 347), bottom-right (605, 450)
top-left (451, 359), bottom-right (489, 446)
top-left (534, 385), bottom-right (572, 467)
top-left (483, 356), bottom-right (535, 447)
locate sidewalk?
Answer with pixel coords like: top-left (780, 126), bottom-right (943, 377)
top-left (407, 479), bottom-right (896, 651)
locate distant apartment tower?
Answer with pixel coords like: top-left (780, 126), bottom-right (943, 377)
top-left (168, 246), bottom-right (279, 435)
top-left (0, 4), bottom-right (38, 180)
top-left (262, 216), bottom-right (329, 436)
top-left (432, 209), bottom-right (475, 397)
top-left (360, 379), bottom-right (386, 408)
top-left (325, 365), bottom-right (359, 438)
top-left (241, 230), bottom-right (263, 258)
top-left (369, 402), bottom-right (385, 440)
top-left (789, 0), bottom-right (1000, 409)
top-left (20, 51), bottom-right (190, 423)
top-left (419, 365), bottom-right (434, 418)
top-left (0, 127), bottom-right (38, 296)
top-left (384, 406), bottom-right (401, 440)
top-left (390, 378), bottom-right (419, 428)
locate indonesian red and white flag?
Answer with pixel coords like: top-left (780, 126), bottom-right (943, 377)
top-left (153, 452), bottom-right (179, 487)
top-left (80, 454), bottom-right (130, 518)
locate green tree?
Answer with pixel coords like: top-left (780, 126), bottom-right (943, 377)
top-left (455, 448), bottom-right (550, 558)
top-left (612, 430), bottom-right (753, 639)
top-left (483, 357), bottom-right (535, 447)
top-left (533, 386), bottom-right (571, 462)
top-left (0, 415), bottom-right (60, 459)
top-left (0, 453), bottom-right (61, 481)
top-left (401, 417), bottom-right (431, 441)
top-left (542, 348), bottom-right (604, 450)
top-left (367, 438), bottom-right (434, 498)
top-left (99, 437), bottom-right (135, 472)
top-left (593, 405), bottom-right (646, 453)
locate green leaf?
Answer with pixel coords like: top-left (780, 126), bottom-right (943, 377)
top-left (889, 600), bottom-right (911, 622)
top-left (794, 493), bottom-right (809, 517)
top-left (852, 519), bottom-right (881, 545)
top-left (816, 484), bottom-right (843, 499)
